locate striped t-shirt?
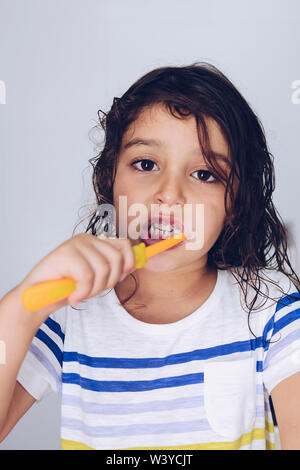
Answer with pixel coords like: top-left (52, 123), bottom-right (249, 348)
top-left (17, 268), bottom-right (300, 450)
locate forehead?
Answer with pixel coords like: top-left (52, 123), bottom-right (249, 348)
top-left (121, 103), bottom-right (230, 159)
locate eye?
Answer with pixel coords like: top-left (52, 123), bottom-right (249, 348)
top-left (192, 169), bottom-right (218, 184)
top-left (131, 159), bottom-right (218, 184)
top-left (130, 159), bottom-right (158, 172)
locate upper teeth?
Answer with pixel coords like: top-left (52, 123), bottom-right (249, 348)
top-left (149, 222), bottom-right (181, 238)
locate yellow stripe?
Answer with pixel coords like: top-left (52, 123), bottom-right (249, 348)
top-left (266, 440), bottom-right (275, 450)
top-left (61, 439), bottom-right (94, 450)
top-left (265, 419), bottom-right (275, 434)
top-left (122, 428), bottom-right (268, 450)
top-left (61, 424), bottom-right (275, 450)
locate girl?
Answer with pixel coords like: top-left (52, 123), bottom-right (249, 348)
top-left (0, 62), bottom-right (300, 450)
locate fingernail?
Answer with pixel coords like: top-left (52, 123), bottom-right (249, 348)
top-left (118, 273), bottom-right (128, 283)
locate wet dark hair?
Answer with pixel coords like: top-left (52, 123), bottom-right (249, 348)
top-left (74, 62), bottom-right (300, 338)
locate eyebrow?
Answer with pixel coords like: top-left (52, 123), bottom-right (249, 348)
top-left (123, 138), bottom-right (231, 167)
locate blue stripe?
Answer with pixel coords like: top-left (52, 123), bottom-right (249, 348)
top-left (61, 393), bottom-right (204, 414)
top-left (262, 294), bottom-right (300, 350)
top-left (35, 329), bottom-right (63, 367)
top-left (62, 372), bottom-right (204, 392)
top-left (63, 337), bottom-right (263, 369)
top-left (61, 415), bottom-right (210, 437)
top-left (275, 292), bottom-right (300, 313)
top-left (273, 308), bottom-right (300, 335)
top-left (45, 317), bottom-right (65, 343)
top-left (29, 343), bottom-right (62, 394)
top-left (61, 385), bottom-right (265, 415)
top-left (263, 328), bottom-right (300, 370)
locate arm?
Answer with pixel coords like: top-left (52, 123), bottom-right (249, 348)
top-left (0, 382), bottom-right (36, 443)
top-left (271, 371), bottom-right (300, 450)
top-left (0, 234), bottom-right (135, 440)
top-left (0, 284), bottom-right (49, 434)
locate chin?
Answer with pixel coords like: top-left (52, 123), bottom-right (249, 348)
top-left (142, 258), bottom-right (183, 273)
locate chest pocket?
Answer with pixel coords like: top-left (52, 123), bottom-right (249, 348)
top-left (204, 357), bottom-right (256, 440)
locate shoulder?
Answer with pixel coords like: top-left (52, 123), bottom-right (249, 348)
top-left (259, 268), bottom-right (296, 293)
top-left (257, 268), bottom-right (299, 313)
top-left (219, 268), bottom-right (299, 333)
top-left (260, 270), bottom-right (300, 401)
top-left (258, 269), bottom-right (300, 341)
top-left (226, 267), bottom-right (298, 306)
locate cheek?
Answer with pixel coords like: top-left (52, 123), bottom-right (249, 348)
top-left (202, 197), bottom-right (226, 233)
top-left (205, 209), bottom-right (226, 234)
top-left (113, 180), bottom-right (126, 201)
top-left (113, 163), bottom-right (131, 198)
top-left (113, 184), bottom-right (131, 213)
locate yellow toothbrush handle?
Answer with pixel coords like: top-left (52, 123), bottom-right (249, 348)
top-left (133, 242), bottom-right (148, 269)
top-left (21, 278), bottom-right (77, 313)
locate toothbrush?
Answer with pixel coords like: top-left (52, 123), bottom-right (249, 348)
top-left (21, 233), bottom-right (186, 312)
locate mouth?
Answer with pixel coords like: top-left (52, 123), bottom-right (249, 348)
top-left (140, 214), bottom-right (186, 250)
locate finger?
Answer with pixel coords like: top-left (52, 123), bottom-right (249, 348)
top-left (63, 246), bottom-right (109, 305)
top-left (74, 239), bottom-right (124, 296)
top-left (98, 236), bottom-right (136, 274)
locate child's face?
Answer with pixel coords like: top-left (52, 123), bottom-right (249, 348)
top-left (113, 103), bottom-right (234, 273)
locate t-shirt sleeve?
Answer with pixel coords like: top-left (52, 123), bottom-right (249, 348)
top-left (17, 306), bottom-right (67, 402)
top-left (262, 271), bottom-right (300, 395)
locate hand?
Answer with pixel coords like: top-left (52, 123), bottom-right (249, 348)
top-left (18, 233), bottom-right (135, 317)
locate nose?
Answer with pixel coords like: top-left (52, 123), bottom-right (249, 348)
top-left (154, 172), bottom-right (185, 207)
